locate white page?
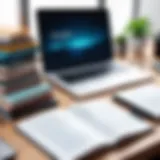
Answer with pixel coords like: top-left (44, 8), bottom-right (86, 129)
top-left (29, 0), bottom-right (98, 40)
top-left (0, 0), bottom-right (21, 30)
top-left (69, 100), bottom-right (150, 141)
top-left (116, 84), bottom-right (160, 118)
top-left (18, 109), bottom-right (114, 160)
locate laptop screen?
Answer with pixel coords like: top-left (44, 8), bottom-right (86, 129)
top-left (37, 10), bottom-right (113, 71)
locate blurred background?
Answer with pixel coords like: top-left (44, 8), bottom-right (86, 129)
top-left (1, 0), bottom-right (160, 65)
top-left (0, 0), bottom-right (159, 37)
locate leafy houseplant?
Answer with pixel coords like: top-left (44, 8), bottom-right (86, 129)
top-left (126, 17), bottom-right (150, 39)
top-left (115, 35), bottom-right (126, 58)
top-left (125, 17), bottom-right (151, 63)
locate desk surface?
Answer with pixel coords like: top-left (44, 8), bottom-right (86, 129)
top-left (0, 60), bottom-right (160, 160)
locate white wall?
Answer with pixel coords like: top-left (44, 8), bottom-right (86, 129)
top-left (0, 0), bottom-right (133, 37)
top-left (140, 0), bottom-right (160, 34)
top-left (29, 0), bottom-right (98, 39)
top-left (29, 0), bottom-right (133, 39)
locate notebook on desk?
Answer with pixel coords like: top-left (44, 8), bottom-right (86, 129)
top-left (0, 139), bottom-right (16, 160)
top-left (114, 84), bottom-right (160, 119)
top-left (17, 100), bottom-right (151, 160)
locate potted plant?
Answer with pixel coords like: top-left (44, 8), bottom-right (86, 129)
top-left (115, 35), bottom-right (127, 58)
top-left (125, 17), bottom-right (151, 63)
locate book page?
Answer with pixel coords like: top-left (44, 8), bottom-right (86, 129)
top-left (115, 84), bottom-right (160, 118)
top-left (17, 109), bottom-right (113, 160)
top-left (69, 100), bottom-right (150, 141)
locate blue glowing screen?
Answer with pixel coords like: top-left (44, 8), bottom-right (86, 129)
top-left (38, 10), bottom-right (112, 71)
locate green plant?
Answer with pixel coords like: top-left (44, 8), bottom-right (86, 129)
top-left (126, 17), bottom-right (151, 38)
top-left (115, 35), bottom-right (126, 45)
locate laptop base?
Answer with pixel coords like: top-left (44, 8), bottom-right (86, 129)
top-left (49, 62), bottom-right (152, 98)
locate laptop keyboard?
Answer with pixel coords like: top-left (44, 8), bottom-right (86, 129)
top-left (61, 68), bottom-right (107, 83)
top-left (61, 63), bottom-right (127, 83)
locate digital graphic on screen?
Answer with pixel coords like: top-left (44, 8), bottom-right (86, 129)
top-left (38, 11), bottom-right (112, 71)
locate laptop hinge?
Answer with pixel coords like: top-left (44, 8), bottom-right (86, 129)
top-left (98, 0), bottom-right (106, 10)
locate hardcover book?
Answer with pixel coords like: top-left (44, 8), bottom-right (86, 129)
top-left (0, 72), bottom-right (41, 94)
top-left (0, 29), bottom-right (32, 46)
top-left (0, 41), bottom-right (37, 52)
top-left (0, 54), bottom-right (36, 66)
top-left (0, 48), bottom-right (37, 65)
top-left (0, 92), bottom-right (54, 120)
top-left (114, 84), bottom-right (160, 119)
top-left (0, 83), bottom-right (51, 107)
top-left (0, 60), bottom-right (38, 81)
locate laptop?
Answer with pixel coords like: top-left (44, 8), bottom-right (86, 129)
top-left (37, 9), bottom-right (152, 98)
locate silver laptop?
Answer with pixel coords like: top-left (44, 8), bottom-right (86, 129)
top-left (37, 9), bottom-right (152, 98)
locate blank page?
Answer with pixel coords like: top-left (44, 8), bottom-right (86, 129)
top-left (69, 100), bottom-right (150, 141)
top-left (115, 84), bottom-right (160, 118)
top-left (17, 109), bottom-right (113, 160)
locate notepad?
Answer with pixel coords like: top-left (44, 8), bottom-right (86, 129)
top-left (17, 100), bottom-right (151, 160)
top-left (0, 139), bottom-right (16, 160)
top-left (114, 84), bottom-right (160, 119)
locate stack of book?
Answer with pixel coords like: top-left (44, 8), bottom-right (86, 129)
top-left (0, 31), bottom-right (55, 119)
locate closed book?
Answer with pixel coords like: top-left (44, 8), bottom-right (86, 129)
top-left (0, 41), bottom-right (38, 52)
top-left (0, 62), bottom-right (39, 81)
top-left (0, 54), bottom-right (35, 65)
top-left (0, 83), bottom-right (51, 109)
top-left (0, 72), bottom-right (41, 94)
top-left (0, 47), bottom-right (37, 55)
top-left (0, 48), bottom-right (37, 64)
top-left (0, 29), bottom-right (32, 46)
top-left (114, 84), bottom-right (160, 119)
top-left (0, 92), bottom-right (55, 120)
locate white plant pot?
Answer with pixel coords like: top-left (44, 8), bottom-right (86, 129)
top-left (127, 37), bottom-right (146, 64)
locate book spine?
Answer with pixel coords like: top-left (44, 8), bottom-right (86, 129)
top-left (0, 71), bottom-right (40, 86)
top-left (0, 47), bottom-right (37, 55)
top-left (0, 74), bottom-right (41, 94)
top-left (0, 54), bottom-right (35, 65)
top-left (0, 35), bottom-right (32, 46)
top-left (0, 51), bottom-right (36, 65)
top-left (0, 41), bottom-right (37, 52)
top-left (0, 92), bottom-right (55, 120)
top-left (0, 63), bottom-right (38, 81)
top-left (7, 83), bottom-right (51, 106)
top-left (13, 92), bottom-right (53, 110)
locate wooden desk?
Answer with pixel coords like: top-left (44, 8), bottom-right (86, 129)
top-left (0, 61), bottom-right (160, 160)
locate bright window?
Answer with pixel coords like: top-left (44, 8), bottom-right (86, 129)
top-left (29, 0), bottom-right (98, 40)
top-left (0, 0), bottom-right (21, 30)
top-left (107, 0), bottom-right (133, 36)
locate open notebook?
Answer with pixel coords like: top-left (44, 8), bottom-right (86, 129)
top-left (17, 100), bottom-right (151, 160)
top-left (114, 84), bottom-right (160, 119)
